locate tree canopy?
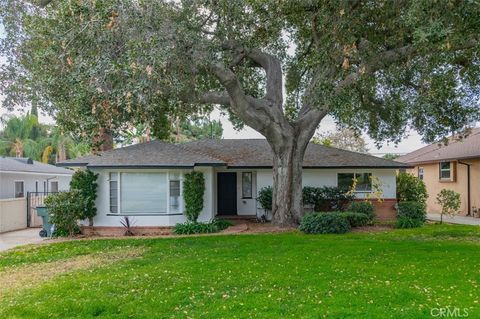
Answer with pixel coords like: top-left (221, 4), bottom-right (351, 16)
top-left (312, 128), bottom-right (369, 153)
top-left (1, 0), bottom-right (480, 225)
top-left (1, 0), bottom-right (479, 143)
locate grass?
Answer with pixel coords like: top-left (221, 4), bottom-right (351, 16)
top-left (0, 224), bottom-right (479, 318)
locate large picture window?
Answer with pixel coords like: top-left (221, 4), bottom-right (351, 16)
top-left (242, 172), bottom-right (252, 198)
top-left (337, 173), bottom-right (372, 192)
top-left (120, 173), bottom-right (167, 213)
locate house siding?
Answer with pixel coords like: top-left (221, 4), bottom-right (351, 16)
top-left (0, 172), bottom-right (71, 199)
top-left (407, 158), bottom-right (480, 215)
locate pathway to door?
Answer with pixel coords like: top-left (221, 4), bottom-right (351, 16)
top-left (0, 228), bottom-right (45, 252)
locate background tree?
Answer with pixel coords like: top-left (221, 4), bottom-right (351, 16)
top-left (1, 1), bottom-right (480, 226)
top-left (383, 153), bottom-right (401, 160)
top-left (436, 189), bottom-right (461, 224)
top-left (312, 128), bottom-right (369, 153)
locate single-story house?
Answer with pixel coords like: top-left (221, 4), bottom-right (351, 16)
top-left (0, 157), bottom-right (73, 199)
top-left (397, 128), bottom-right (480, 217)
top-left (58, 139), bottom-right (409, 228)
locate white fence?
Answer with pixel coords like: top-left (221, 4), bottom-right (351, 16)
top-left (0, 198), bottom-right (27, 233)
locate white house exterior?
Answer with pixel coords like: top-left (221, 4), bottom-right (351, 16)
top-left (0, 157), bottom-right (73, 199)
top-left (58, 139), bottom-right (408, 228)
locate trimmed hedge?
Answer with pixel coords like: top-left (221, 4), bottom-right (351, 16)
top-left (348, 201), bottom-right (375, 222)
top-left (183, 171), bottom-right (205, 222)
top-left (397, 201), bottom-right (426, 222)
top-left (338, 212), bottom-right (370, 227)
top-left (396, 216), bottom-right (424, 229)
top-left (396, 201), bottom-right (426, 229)
top-left (173, 219), bottom-right (233, 235)
top-left (299, 213), bottom-right (351, 234)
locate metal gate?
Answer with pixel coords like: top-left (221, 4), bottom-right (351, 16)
top-left (26, 192), bottom-right (57, 227)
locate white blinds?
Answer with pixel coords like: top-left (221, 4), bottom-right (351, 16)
top-left (120, 173), bottom-right (167, 213)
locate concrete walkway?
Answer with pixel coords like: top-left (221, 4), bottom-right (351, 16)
top-left (427, 213), bottom-right (480, 226)
top-left (0, 228), bottom-right (45, 252)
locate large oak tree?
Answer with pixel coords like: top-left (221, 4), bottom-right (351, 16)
top-left (1, 0), bottom-right (480, 226)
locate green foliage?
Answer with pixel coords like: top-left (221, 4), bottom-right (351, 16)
top-left (179, 118), bottom-right (223, 141)
top-left (299, 213), bottom-right (351, 234)
top-left (258, 186), bottom-right (273, 211)
top-left (338, 212), bottom-right (370, 228)
top-left (173, 219), bottom-right (232, 235)
top-left (70, 169), bottom-right (98, 225)
top-left (396, 172), bottom-right (428, 206)
top-left (183, 171), bottom-right (205, 222)
top-left (436, 189), bottom-right (461, 222)
top-left (396, 201), bottom-right (426, 229)
top-left (396, 216), bottom-right (424, 229)
top-left (348, 201), bottom-right (376, 223)
top-left (2, 1), bottom-right (479, 145)
top-left (306, 186), bottom-right (355, 212)
top-left (44, 190), bottom-right (86, 237)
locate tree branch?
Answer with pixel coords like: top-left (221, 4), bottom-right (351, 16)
top-left (197, 91), bottom-right (231, 106)
top-left (222, 41), bottom-right (283, 106)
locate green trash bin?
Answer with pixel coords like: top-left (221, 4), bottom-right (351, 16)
top-left (35, 206), bottom-right (53, 237)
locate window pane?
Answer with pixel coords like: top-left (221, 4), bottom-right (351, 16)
top-left (50, 181), bottom-right (59, 193)
top-left (121, 173), bottom-right (167, 213)
top-left (440, 170), bottom-right (451, 179)
top-left (242, 172), bottom-right (252, 198)
top-left (440, 162), bottom-right (451, 170)
top-left (169, 180), bottom-right (180, 213)
top-left (14, 181), bottom-right (24, 198)
top-left (355, 173), bottom-right (372, 191)
top-left (109, 181), bottom-right (118, 213)
top-left (338, 173), bottom-right (355, 190)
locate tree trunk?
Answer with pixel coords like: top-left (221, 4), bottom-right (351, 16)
top-left (270, 134), bottom-right (309, 227)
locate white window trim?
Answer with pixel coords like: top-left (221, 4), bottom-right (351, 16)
top-left (439, 162), bottom-right (452, 180)
top-left (418, 167), bottom-right (424, 180)
top-left (50, 180), bottom-right (59, 192)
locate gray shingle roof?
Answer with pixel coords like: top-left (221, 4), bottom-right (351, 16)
top-left (0, 157), bottom-right (73, 174)
top-left (397, 128), bottom-right (480, 164)
top-left (58, 139), bottom-right (409, 169)
top-left (57, 140), bottom-right (224, 168)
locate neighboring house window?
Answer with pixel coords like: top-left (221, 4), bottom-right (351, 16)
top-left (418, 167), bottom-right (424, 180)
top-left (35, 181), bottom-right (39, 193)
top-left (14, 181), bottom-right (24, 198)
top-left (242, 172), bottom-right (252, 198)
top-left (169, 180), bottom-right (181, 213)
top-left (109, 173), bottom-right (119, 214)
top-left (120, 173), bottom-right (167, 213)
top-left (439, 162), bottom-right (451, 180)
top-left (337, 173), bottom-right (372, 192)
top-left (50, 181), bottom-right (59, 193)
top-left (43, 181), bottom-right (47, 194)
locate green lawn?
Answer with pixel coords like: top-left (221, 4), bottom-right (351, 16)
top-left (1, 224), bottom-right (479, 318)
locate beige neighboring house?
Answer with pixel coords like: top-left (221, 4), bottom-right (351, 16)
top-left (397, 128), bottom-right (480, 217)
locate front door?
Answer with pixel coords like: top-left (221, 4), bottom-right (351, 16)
top-left (217, 172), bottom-right (237, 215)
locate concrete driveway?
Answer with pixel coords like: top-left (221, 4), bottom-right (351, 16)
top-left (427, 213), bottom-right (480, 226)
top-left (0, 228), bottom-right (45, 252)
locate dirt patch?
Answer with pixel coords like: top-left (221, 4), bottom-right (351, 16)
top-left (0, 247), bottom-right (145, 298)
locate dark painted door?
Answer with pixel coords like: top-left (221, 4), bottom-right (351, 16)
top-left (217, 172), bottom-right (237, 215)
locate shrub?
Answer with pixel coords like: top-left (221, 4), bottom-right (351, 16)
top-left (173, 219), bottom-right (232, 235)
top-left (396, 216), bottom-right (424, 229)
top-left (70, 169), bottom-right (98, 226)
top-left (436, 189), bottom-right (461, 224)
top-left (44, 190), bottom-right (86, 237)
top-left (396, 172), bottom-right (428, 206)
top-left (183, 171), bottom-right (205, 222)
top-left (299, 213), bottom-right (351, 234)
top-left (397, 201), bottom-right (426, 222)
top-left (258, 186), bottom-right (273, 211)
top-left (338, 212), bottom-right (370, 227)
top-left (314, 186), bottom-right (355, 212)
top-left (348, 201), bottom-right (375, 222)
